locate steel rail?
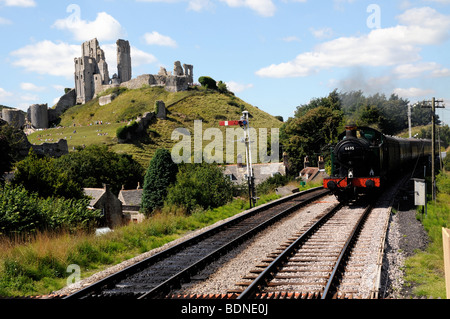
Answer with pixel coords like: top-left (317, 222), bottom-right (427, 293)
top-left (65, 187), bottom-right (328, 299)
top-left (237, 202), bottom-right (343, 299)
top-left (237, 202), bottom-right (374, 299)
top-left (321, 204), bottom-right (373, 299)
top-left (138, 189), bottom-right (328, 299)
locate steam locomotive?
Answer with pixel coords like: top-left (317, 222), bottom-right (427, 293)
top-left (323, 125), bottom-right (432, 201)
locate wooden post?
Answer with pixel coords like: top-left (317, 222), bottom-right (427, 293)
top-left (443, 228), bottom-right (450, 299)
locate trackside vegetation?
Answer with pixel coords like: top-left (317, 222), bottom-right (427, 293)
top-left (402, 171), bottom-right (450, 299)
top-left (0, 191), bottom-right (283, 297)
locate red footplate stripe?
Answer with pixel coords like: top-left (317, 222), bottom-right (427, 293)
top-left (324, 177), bottom-right (380, 188)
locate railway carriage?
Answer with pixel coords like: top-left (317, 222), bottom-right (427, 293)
top-left (324, 125), bottom-right (432, 201)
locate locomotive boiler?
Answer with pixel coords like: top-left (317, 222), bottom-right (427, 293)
top-left (324, 125), bottom-right (432, 201)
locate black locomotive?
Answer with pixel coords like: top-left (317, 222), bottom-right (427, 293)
top-left (324, 125), bottom-right (432, 201)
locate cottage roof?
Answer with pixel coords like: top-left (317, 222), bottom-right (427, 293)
top-left (299, 167), bottom-right (328, 183)
top-left (83, 188), bottom-right (106, 207)
top-left (223, 162), bottom-right (286, 184)
top-left (118, 189), bottom-right (143, 206)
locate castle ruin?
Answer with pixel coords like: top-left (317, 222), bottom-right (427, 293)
top-left (74, 38), bottom-right (122, 104)
top-left (74, 38), bottom-right (193, 105)
top-left (16, 38), bottom-right (192, 131)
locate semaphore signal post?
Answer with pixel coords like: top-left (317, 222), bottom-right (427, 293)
top-left (220, 111), bottom-right (257, 208)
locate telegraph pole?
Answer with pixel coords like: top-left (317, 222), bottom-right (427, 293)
top-left (418, 98), bottom-right (445, 200)
top-left (408, 103), bottom-right (412, 138)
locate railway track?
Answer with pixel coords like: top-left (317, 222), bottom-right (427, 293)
top-left (167, 176), bottom-right (407, 300)
top-left (64, 187), bottom-right (329, 299)
top-left (235, 201), bottom-right (373, 299)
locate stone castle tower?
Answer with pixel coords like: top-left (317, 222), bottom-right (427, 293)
top-left (117, 39), bottom-right (131, 83)
top-left (74, 38), bottom-right (131, 104)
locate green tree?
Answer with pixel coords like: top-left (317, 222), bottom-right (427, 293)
top-left (282, 91), bottom-right (344, 175)
top-left (217, 81), bottom-right (229, 94)
top-left (55, 145), bottom-right (144, 195)
top-left (166, 163), bottom-right (233, 214)
top-left (12, 149), bottom-right (83, 199)
top-left (141, 149), bottom-right (178, 215)
top-left (0, 122), bottom-right (29, 177)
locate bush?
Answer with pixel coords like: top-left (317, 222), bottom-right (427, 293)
top-left (116, 121), bottom-right (139, 140)
top-left (166, 163), bottom-right (233, 214)
top-left (198, 76), bottom-right (217, 90)
top-left (0, 184), bottom-right (102, 236)
top-left (257, 174), bottom-right (290, 195)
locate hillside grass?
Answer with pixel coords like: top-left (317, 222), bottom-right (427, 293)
top-left (27, 86), bottom-right (283, 168)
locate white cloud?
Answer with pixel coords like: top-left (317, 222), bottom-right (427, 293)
top-left (310, 27), bottom-right (333, 39)
top-left (11, 40), bottom-right (80, 78)
top-left (138, 0), bottom-right (276, 16)
top-left (131, 46), bottom-right (158, 66)
top-left (20, 82), bottom-right (46, 92)
top-left (0, 87), bottom-right (13, 100)
top-left (0, 17), bottom-right (12, 25)
top-left (256, 7), bottom-right (450, 78)
top-left (19, 93), bottom-right (39, 102)
top-left (102, 44), bottom-right (158, 75)
top-left (226, 81), bottom-right (254, 93)
top-left (53, 11), bottom-right (126, 42)
top-left (52, 85), bottom-right (66, 92)
top-left (187, 0), bottom-right (214, 11)
top-left (393, 62), bottom-right (450, 79)
top-left (393, 87), bottom-right (435, 98)
top-left (11, 39), bottom-right (157, 80)
top-left (137, 0), bottom-right (214, 12)
top-left (143, 31), bottom-right (178, 48)
top-left (282, 36), bottom-right (301, 43)
top-left (220, 0), bottom-right (276, 17)
top-left (0, 0), bottom-right (36, 7)
top-left (431, 68), bottom-right (450, 78)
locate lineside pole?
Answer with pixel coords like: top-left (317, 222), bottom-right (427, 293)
top-left (418, 98), bottom-right (445, 200)
top-left (220, 111), bottom-right (256, 208)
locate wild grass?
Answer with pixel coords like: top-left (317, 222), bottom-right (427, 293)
top-left (403, 171), bottom-right (450, 299)
top-left (0, 191), bottom-right (282, 297)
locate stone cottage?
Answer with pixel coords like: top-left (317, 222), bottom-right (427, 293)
top-left (299, 156), bottom-right (329, 184)
top-left (84, 184), bottom-right (123, 228)
top-left (118, 184), bottom-right (145, 224)
top-left (223, 162), bottom-right (287, 185)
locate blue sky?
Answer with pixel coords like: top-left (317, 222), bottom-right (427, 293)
top-left (1, 0), bottom-right (450, 125)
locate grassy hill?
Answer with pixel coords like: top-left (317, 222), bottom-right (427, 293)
top-left (27, 86), bottom-right (283, 168)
